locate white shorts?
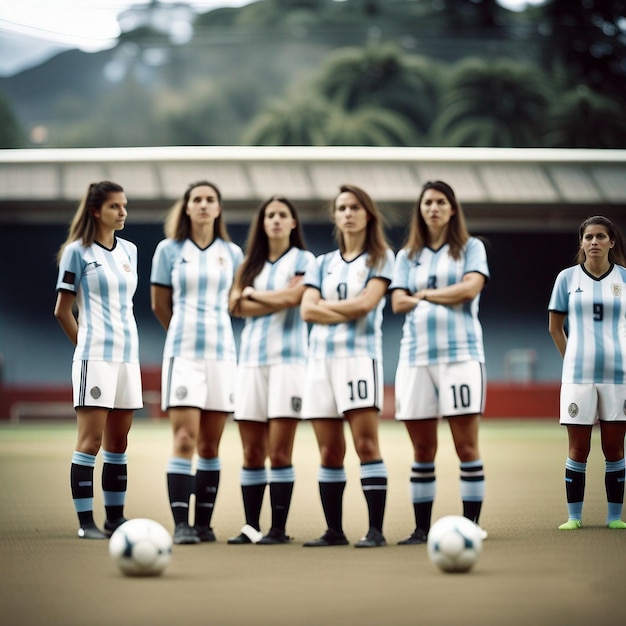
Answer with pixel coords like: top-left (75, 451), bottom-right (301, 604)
top-left (161, 357), bottom-right (236, 413)
top-left (301, 357), bottom-right (384, 419)
top-left (395, 361), bottom-right (486, 420)
top-left (234, 363), bottom-right (306, 422)
top-left (72, 360), bottom-right (143, 410)
top-left (560, 383), bottom-right (626, 425)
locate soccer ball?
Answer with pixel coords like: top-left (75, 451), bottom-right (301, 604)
top-left (427, 515), bottom-right (483, 573)
top-left (109, 518), bottom-right (172, 577)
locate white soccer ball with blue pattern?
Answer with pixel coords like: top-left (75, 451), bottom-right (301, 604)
top-left (109, 518), bottom-right (172, 577)
top-left (427, 515), bottom-right (483, 573)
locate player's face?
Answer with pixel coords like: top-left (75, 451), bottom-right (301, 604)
top-left (93, 191), bottom-right (127, 231)
top-left (334, 191), bottom-right (369, 235)
top-left (186, 185), bottom-right (221, 224)
top-left (263, 200), bottom-right (296, 241)
top-left (420, 189), bottom-right (455, 230)
top-left (581, 224), bottom-right (614, 262)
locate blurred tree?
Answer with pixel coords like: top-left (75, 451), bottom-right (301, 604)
top-left (538, 0), bottom-right (626, 102)
top-left (431, 57), bottom-right (550, 147)
top-left (243, 91), bottom-right (334, 145)
top-left (0, 92), bottom-right (26, 148)
top-left (542, 86), bottom-right (626, 148)
top-left (243, 88), bottom-right (420, 146)
top-left (314, 43), bottom-right (443, 135)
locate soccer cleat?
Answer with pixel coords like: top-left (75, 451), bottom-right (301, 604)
top-left (477, 526), bottom-right (488, 540)
top-left (303, 528), bottom-right (349, 547)
top-left (558, 519), bottom-right (582, 530)
top-left (355, 528), bottom-right (386, 548)
top-left (227, 524), bottom-right (262, 544)
top-left (103, 517), bottom-right (127, 537)
top-left (608, 519), bottom-right (626, 529)
top-left (77, 523), bottom-right (108, 539)
top-left (257, 528), bottom-right (292, 545)
top-left (195, 526), bottom-right (216, 542)
top-left (173, 522), bottom-right (200, 544)
top-left (397, 528), bottom-right (428, 545)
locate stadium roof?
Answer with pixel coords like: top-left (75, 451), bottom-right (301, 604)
top-left (1, 146), bottom-right (625, 231)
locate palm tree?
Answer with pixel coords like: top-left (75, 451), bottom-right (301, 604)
top-left (243, 88), bottom-right (421, 147)
top-left (431, 57), bottom-right (550, 147)
top-left (314, 43), bottom-right (443, 136)
top-left (542, 86), bottom-right (626, 148)
top-left (243, 91), bottom-right (334, 146)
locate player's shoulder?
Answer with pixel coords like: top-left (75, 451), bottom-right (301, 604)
top-left (116, 237), bottom-right (137, 253)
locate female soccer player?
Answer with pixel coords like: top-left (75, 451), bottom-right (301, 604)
top-left (548, 215), bottom-right (626, 530)
top-left (391, 180), bottom-right (489, 545)
top-left (54, 181), bottom-right (142, 539)
top-left (228, 196), bottom-right (314, 545)
top-left (151, 180), bottom-right (243, 544)
top-left (300, 184), bottom-right (394, 548)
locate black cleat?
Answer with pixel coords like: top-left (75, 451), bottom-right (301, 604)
top-left (77, 523), bottom-right (108, 540)
top-left (257, 528), bottom-right (292, 545)
top-left (355, 528), bottom-right (386, 548)
top-left (303, 528), bottom-right (349, 547)
top-left (173, 522), bottom-right (200, 545)
top-left (397, 528), bottom-right (428, 545)
top-left (195, 526), bottom-right (216, 542)
top-left (103, 517), bottom-right (127, 537)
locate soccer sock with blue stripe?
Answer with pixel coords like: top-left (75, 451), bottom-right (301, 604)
top-left (269, 465), bottom-right (295, 533)
top-left (361, 460), bottom-right (387, 533)
top-left (70, 451), bottom-right (96, 528)
top-left (102, 450), bottom-right (127, 524)
top-left (195, 456), bottom-right (220, 530)
top-left (410, 462), bottom-right (436, 534)
top-left (564, 457), bottom-right (586, 521)
top-left (167, 457), bottom-right (194, 526)
top-left (318, 466), bottom-right (347, 534)
top-left (460, 459), bottom-right (485, 524)
top-left (605, 458), bottom-right (625, 523)
top-left (240, 467), bottom-right (268, 531)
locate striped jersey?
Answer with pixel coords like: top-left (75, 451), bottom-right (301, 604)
top-left (548, 263), bottom-right (626, 384)
top-left (391, 237), bottom-right (489, 366)
top-left (56, 237), bottom-right (139, 363)
top-left (304, 248), bottom-right (394, 361)
top-left (150, 237), bottom-right (243, 361)
top-left (239, 247), bottom-right (315, 366)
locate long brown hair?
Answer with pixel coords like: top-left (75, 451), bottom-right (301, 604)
top-left (332, 184), bottom-right (390, 269)
top-left (404, 180), bottom-right (470, 260)
top-left (575, 215), bottom-right (626, 266)
top-left (164, 180), bottom-right (231, 242)
top-left (239, 195), bottom-right (307, 287)
top-left (56, 181), bottom-right (124, 264)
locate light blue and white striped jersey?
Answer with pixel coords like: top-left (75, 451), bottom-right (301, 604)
top-left (150, 237), bottom-right (243, 361)
top-left (304, 248), bottom-right (394, 361)
top-left (391, 237), bottom-right (489, 366)
top-left (56, 237), bottom-right (139, 363)
top-left (548, 263), bottom-right (626, 384)
top-left (239, 247), bottom-right (315, 366)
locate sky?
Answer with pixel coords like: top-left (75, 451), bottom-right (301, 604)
top-left (0, 0), bottom-right (546, 77)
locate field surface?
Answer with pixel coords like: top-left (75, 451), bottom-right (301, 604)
top-left (1, 419), bottom-right (624, 626)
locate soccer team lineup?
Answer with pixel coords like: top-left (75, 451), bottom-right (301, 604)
top-left (52, 179), bottom-right (626, 576)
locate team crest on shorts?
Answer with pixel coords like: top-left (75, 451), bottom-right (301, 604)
top-left (175, 386), bottom-right (188, 400)
top-left (291, 396), bottom-right (302, 413)
top-left (568, 402), bottom-right (579, 418)
top-left (611, 283), bottom-right (622, 297)
top-left (90, 386), bottom-right (101, 399)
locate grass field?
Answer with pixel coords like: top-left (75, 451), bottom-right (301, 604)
top-left (1, 418), bottom-right (624, 626)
